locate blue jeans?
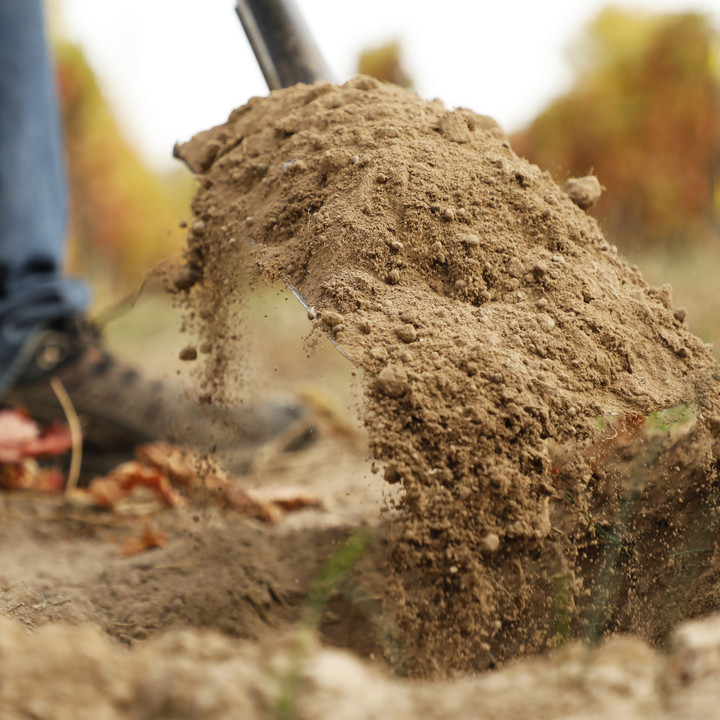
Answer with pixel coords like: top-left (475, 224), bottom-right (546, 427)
top-left (0, 0), bottom-right (89, 395)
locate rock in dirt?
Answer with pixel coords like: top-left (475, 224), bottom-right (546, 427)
top-left (176, 77), bottom-right (720, 677)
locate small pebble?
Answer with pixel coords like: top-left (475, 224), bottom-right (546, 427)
top-left (491, 372), bottom-right (504, 384)
top-left (172, 266), bottom-right (200, 292)
top-left (456, 207), bottom-right (468, 219)
top-left (307, 307), bottom-right (317, 320)
top-left (483, 533), bottom-right (500, 552)
top-left (396, 324), bottom-right (418, 343)
top-left (384, 466), bottom-right (401, 484)
top-left (674, 307), bottom-right (687, 323)
top-left (538, 314), bottom-right (555, 331)
top-left (399, 310), bottom-right (419, 325)
top-left (191, 219), bottom-right (206, 236)
top-left (507, 257), bottom-right (524, 278)
top-left (376, 173), bottom-right (388, 184)
top-left (179, 346), bottom-right (197, 361)
top-left (462, 234), bottom-right (480, 247)
top-left (386, 268), bottom-right (401, 285)
top-left (199, 341), bottom-right (212, 354)
top-left (389, 240), bottom-right (404, 252)
top-left (443, 208), bottom-right (455, 221)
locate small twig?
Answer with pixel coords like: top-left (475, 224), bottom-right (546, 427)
top-left (93, 256), bottom-right (175, 329)
top-left (50, 377), bottom-right (83, 493)
top-left (666, 547), bottom-right (712, 558)
top-left (46, 597), bottom-right (72, 607)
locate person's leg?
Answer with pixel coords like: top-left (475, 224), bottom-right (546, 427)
top-left (0, 0), bottom-right (314, 476)
top-left (0, 0), bottom-right (88, 396)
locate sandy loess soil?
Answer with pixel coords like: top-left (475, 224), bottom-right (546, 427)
top-left (2, 77), bottom-right (720, 717)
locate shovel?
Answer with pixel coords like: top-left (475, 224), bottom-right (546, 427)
top-left (234, 0), bottom-right (351, 352)
top-left (235, 0), bottom-right (333, 90)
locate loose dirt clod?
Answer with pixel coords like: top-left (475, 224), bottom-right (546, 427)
top-left (179, 346), bottom-right (197, 362)
top-left (563, 175), bottom-right (604, 210)
top-left (177, 77), bottom-right (720, 677)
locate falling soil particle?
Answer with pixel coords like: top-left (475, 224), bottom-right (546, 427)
top-left (179, 346), bottom-right (198, 362)
top-left (176, 77), bottom-right (720, 677)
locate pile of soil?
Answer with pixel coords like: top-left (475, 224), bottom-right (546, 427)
top-left (176, 76), bottom-right (720, 676)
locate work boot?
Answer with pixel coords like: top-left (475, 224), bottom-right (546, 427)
top-left (2, 318), bottom-right (315, 476)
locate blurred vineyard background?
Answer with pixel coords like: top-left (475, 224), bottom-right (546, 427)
top-left (53, 6), bottom-right (720, 363)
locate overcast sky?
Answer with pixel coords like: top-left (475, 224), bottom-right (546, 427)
top-left (59, 0), bottom-right (719, 171)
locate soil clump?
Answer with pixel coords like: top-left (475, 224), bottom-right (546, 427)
top-left (176, 76), bottom-right (720, 676)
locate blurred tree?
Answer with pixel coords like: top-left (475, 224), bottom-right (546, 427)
top-left (512, 9), bottom-right (720, 251)
top-left (53, 41), bottom-right (192, 299)
top-left (357, 41), bottom-right (413, 88)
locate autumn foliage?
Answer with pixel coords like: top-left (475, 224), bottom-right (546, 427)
top-left (54, 42), bottom-right (192, 295)
top-left (512, 10), bottom-right (720, 250)
top-left (357, 41), bottom-right (413, 89)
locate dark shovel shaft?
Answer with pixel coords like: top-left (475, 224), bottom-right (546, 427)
top-left (235, 0), bottom-right (334, 90)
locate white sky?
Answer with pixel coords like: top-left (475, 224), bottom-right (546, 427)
top-left (59, 0), bottom-right (719, 171)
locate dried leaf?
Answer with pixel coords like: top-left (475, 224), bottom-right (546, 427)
top-left (136, 442), bottom-right (231, 492)
top-left (0, 409), bottom-right (73, 463)
top-left (73, 442), bottom-right (322, 523)
top-left (248, 487), bottom-right (322, 513)
top-left (118, 526), bottom-right (167, 557)
top-left (82, 461), bottom-right (185, 510)
top-left (0, 460), bottom-right (65, 493)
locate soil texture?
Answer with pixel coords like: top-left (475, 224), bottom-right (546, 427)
top-left (176, 77), bottom-right (720, 676)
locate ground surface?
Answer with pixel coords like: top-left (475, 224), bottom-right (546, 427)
top-left (3, 425), bottom-right (720, 719)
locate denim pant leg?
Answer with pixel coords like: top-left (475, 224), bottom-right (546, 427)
top-left (0, 0), bottom-right (89, 395)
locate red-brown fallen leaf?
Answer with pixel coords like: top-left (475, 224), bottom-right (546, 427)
top-left (70, 442), bottom-right (321, 522)
top-left (217, 483), bottom-right (281, 523)
top-left (0, 460), bottom-right (65, 493)
top-left (136, 442), bottom-right (231, 492)
top-left (247, 487), bottom-right (322, 513)
top-left (136, 442), bottom-right (321, 523)
top-left (118, 526), bottom-right (167, 557)
top-left (0, 409), bottom-right (73, 463)
top-left (81, 461), bottom-right (185, 510)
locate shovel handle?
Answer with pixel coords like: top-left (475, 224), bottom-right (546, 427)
top-left (236, 0), bottom-right (334, 90)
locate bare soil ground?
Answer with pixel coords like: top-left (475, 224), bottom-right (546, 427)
top-left (3, 422), bottom-right (720, 719)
